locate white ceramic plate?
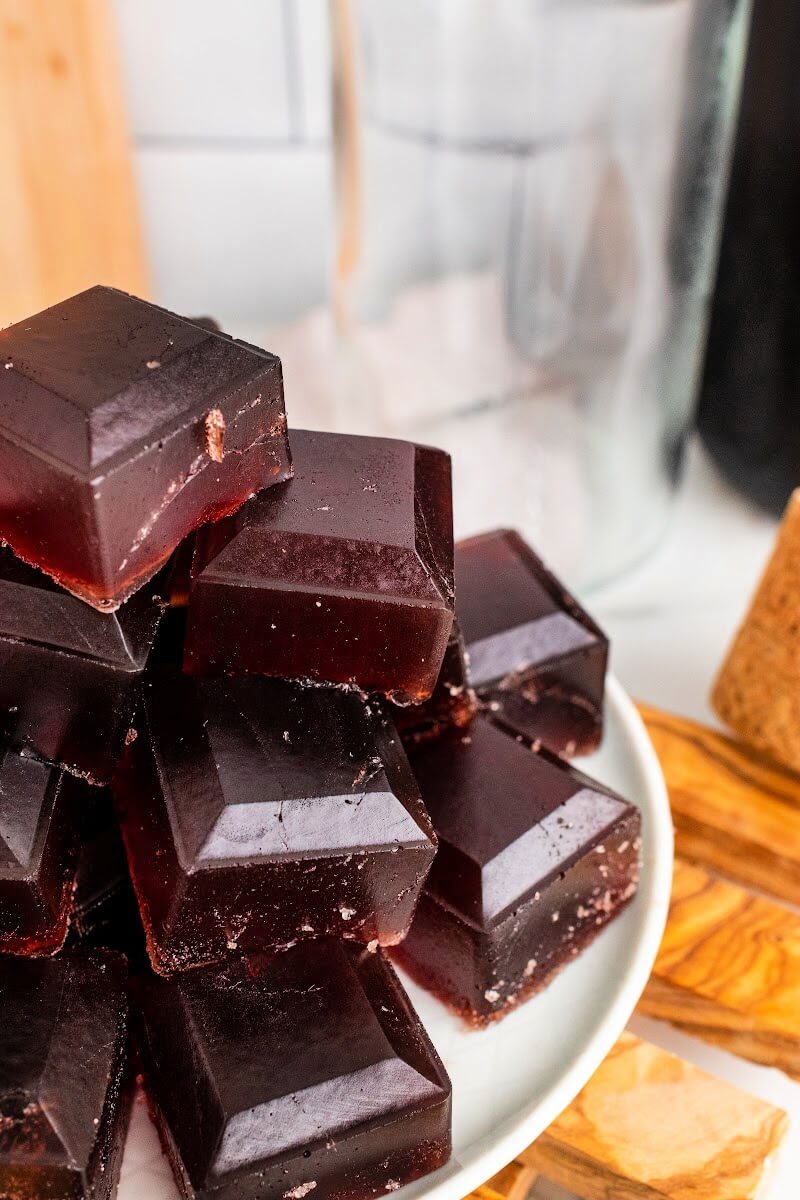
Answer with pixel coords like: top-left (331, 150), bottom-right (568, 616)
top-left (119, 674), bottom-right (673, 1200)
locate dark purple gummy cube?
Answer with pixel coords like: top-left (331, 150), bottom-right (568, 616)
top-left (0, 749), bottom-right (86, 956)
top-left (0, 286), bottom-right (291, 611)
top-left (0, 545), bottom-right (166, 783)
top-left (390, 620), bottom-right (478, 747)
top-left (455, 529), bottom-right (608, 757)
top-left (115, 674), bottom-right (437, 974)
top-left (393, 717), bottom-right (641, 1026)
top-left (133, 940), bottom-right (451, 1200)
top-left (0, 949), bottom-right (132, 1199)
top-left (183, 429), bottom-right (455, 701)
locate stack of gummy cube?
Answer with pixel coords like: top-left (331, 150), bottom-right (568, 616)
top-left (0, 287), bottom-right (640, 1200)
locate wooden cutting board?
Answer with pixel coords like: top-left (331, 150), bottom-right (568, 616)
top-left (0, 0), bottom-right (148, 327)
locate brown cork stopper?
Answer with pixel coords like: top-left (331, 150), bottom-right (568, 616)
top-left (204, 407), bottom-right (226, 462)
top-left (712, 488), bottom-right (800, 772)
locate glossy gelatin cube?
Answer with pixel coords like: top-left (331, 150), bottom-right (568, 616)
top-left (456, 529), bottom-right (608, 756)
top-left (0, 950), bottom-right (132, 1199)
top-left (0, 546), bottom-right (166, 783)
top-left (394, 717), bottom-right (641, 1025)
top-left (115, 674), bottom-right (437, 974)
top-left (133, 940), bottom-right (451, 1200)
top-left (184, 429), bottom-right (455, 701)
top-left (0, 750), bottom-right (86, 956)
top-left (0, 286), bottom-right (291, 610)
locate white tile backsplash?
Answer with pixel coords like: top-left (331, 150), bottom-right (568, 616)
top-left (134, 146), bottom-right (331, 335)
top-left (113, 0), bottom-right (294, 142)
top-left (113, 0), bottom-right (333, 329)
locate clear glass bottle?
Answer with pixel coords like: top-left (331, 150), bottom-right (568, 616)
top-left (331, 0), bottom-right (751, 589)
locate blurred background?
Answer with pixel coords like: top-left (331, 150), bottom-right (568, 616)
top-left (5, 0), bottom-right (776, 590)
top-left (3, 1), bottom-right (800, 1197)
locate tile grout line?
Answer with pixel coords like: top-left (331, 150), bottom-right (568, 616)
top-left (134, 133), bottom-right (330, 153)
top-left (281, 0), bottom-right (305, 143)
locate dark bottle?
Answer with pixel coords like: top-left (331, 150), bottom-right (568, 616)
top-left (698, 0), bottom-right (800, 515)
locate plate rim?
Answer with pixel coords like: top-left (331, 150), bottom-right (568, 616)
top-left (403, 672), bottom-right (674, 1200)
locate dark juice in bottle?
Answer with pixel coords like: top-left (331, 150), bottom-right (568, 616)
top-left (699, 0), bottom-right (800, 514)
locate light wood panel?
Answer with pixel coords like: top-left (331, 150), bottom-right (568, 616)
top-left (640, 859), bottom-right (800, 1079)
top-left (638, 702), bottom-right (800, 906)
top-left (0, 0), bottom-right (147, 326)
